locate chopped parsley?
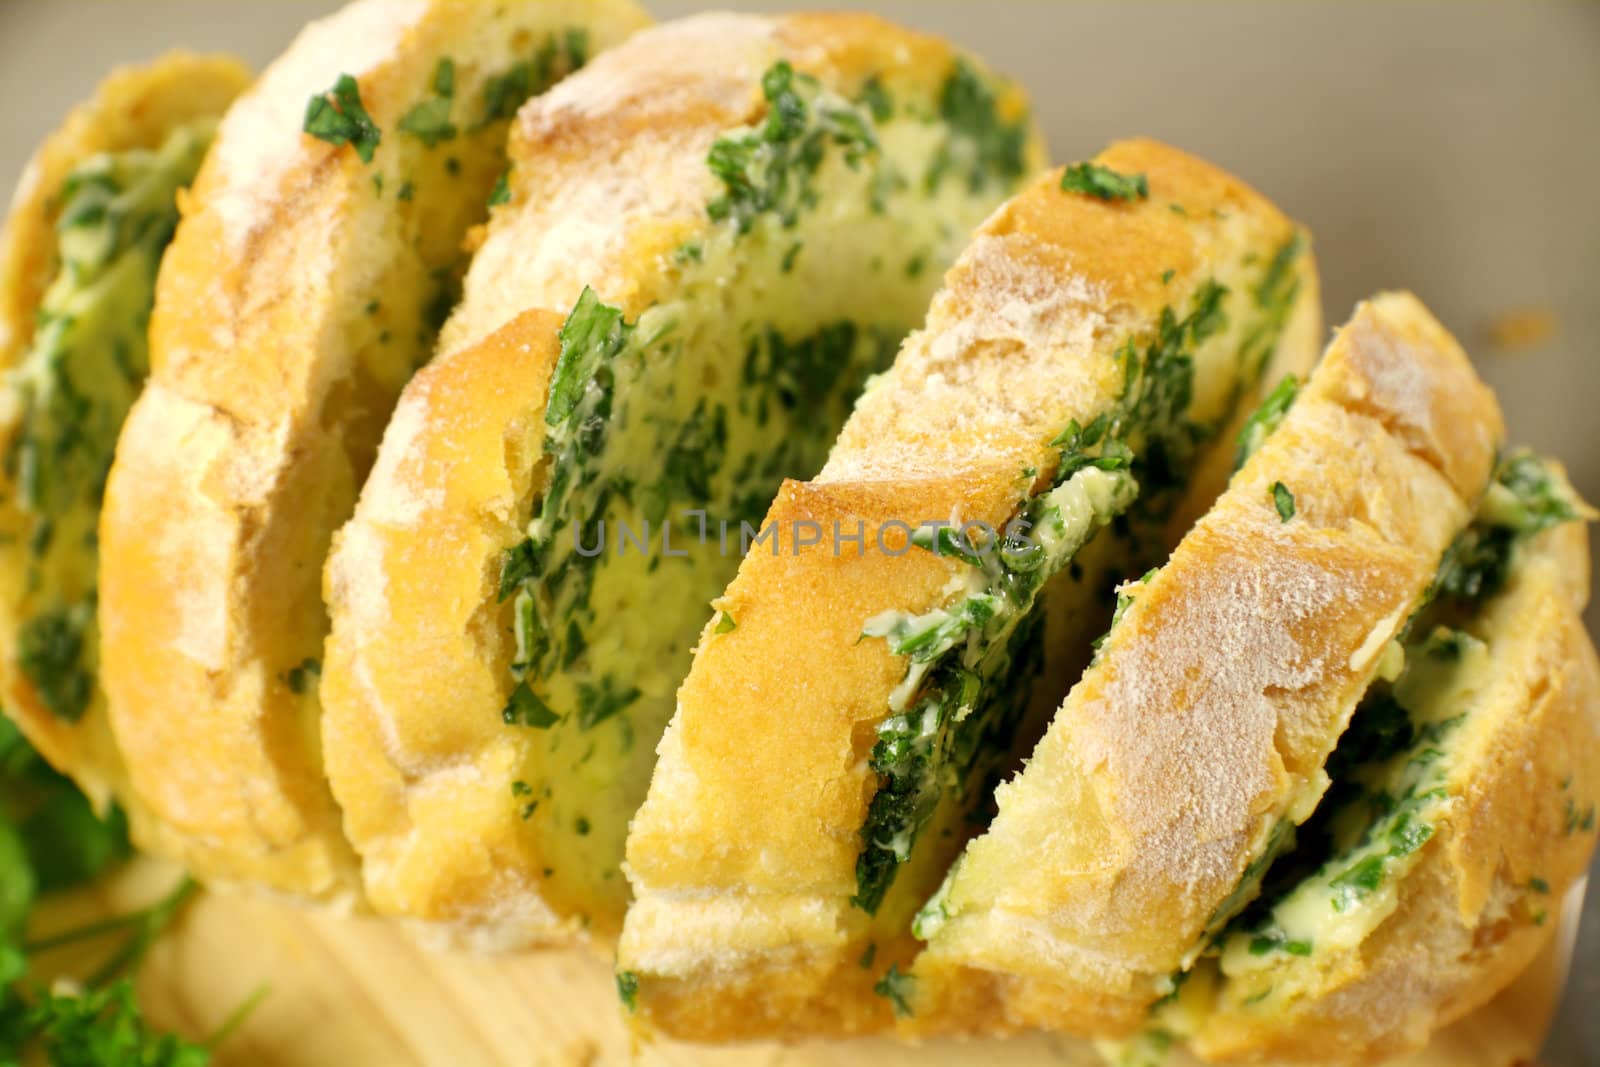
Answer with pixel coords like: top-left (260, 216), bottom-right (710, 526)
top-left (872, 964), bottom-right (914, 1017)
top-left (1247, 932), bottom-right (1312, 957)
top-left (303, 74), bottom-right (381, 162)
top-left (858, 76), bottom-right (893, 123)
top-left (714, 612), bottom-right (737, 634)
top-left (706, 61), bottom-right (880, 234)
top-left (476, 29), bottom-right (588, 128)
top-left (510, 780), bottom-right (537, 820)
top-left (1060, 161), bottom-right (1149, 202)
top-left (283, 657), bottom-right (322, 696)
top-left (1434, 451), bottom-right (1584, 604)
top-left (544, 287), bottom-right (633, 425)
top-left (487, 171), bottom-right (511, 207)
top-left (615, 970), bottom-right (639, 1012)
top-left (1234, 374), bottom-right (1300, 469)
top-left (926, 60), bottom-right (1028, 194)
top-left (1271, 481), bottom-right (1295, 521)
top-left (17, 609), bottom-right (91, 723)
top-left (397, 98), bottom-right (456, 147)
top-left (0, 718), bottom-right (221, 1063)
top-left (502, 680), bottom-right (559, 729)
top-left (575, 678), bottom-right (640, 732)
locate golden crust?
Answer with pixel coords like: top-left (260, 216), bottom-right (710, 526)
top-left (1193, 523), bottom-right (1600, 1063)
top-left (321, 310), bottom-right (566, 946)
top-left (0, 53), bottom-right (249, 818)
top-left (910, 293), bottom-right (1504, 1038)
top-left (620, 143), bottom-right (1320, 1039)
top-left (443, 10), bottom-right (1033, 348)
top-left (97, 0), bottom-right (649, 900)
top-left (321, 10), bottom-right (1046, 949)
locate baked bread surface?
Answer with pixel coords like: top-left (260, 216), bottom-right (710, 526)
top-left (1188, 501), bottom-right (1597, 1063)
top-left (620, 140), bottom-right (1321, 1038)
top-left (911, 293), bottom-right (1504, 1037)
top-left (97, 0), bottom-right (649, 899)
top-left (321, 10), bottom-right (1046, 949)
top-left (0, 52), bottom-right (249, 821)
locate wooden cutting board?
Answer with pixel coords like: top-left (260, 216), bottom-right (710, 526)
top-left (28, 858), bottom-right (1577, 1067)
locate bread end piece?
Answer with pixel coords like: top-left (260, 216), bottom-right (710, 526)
top-left (0, 52), bottom-right (249, 824)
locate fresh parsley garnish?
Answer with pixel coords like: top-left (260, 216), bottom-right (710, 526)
top-left (303, 74), bottom-right (381, 163)
top-left (714, 612), bottom-right (737, 634)
top-left (283, 657), bottom-right (321, 696)
top-left (546, 287), bottom-right (634, 426)
top-left (858, 76), bottom-right (893, 123)
top-left (1060, 161), bottom-right (1149, 202)
top-left (501, 680), bottom-right (559, 729)
top-left (615, 970), bottom-right (639, 1013)
top-left (487, 171), bottom-right (511, 207)
top-left (926, 60), bottom-right (1028, 194)
top-left (706, 61), bottom-right (880, 233)
top-left (1234, 374), bottom-right (1300, 469)
top-left (0, 718), bottom-right (225, 1064)
top-left (397, 57), bottom-right (458, 147)
top-left (16, 609), bottom-right (91, 723)
top-left (872, 964), bottom-right (914, 1017)
top-left (432, 56), bottom-right (455, 98)
top-left (477, 30), bottom-right (588, 129)
top-left (1433, 451), bottom-right (1584, 605)
top-left (397, 98), bottom-right (456, 147)
top-left (1271, 481), bottom-right (1295, 522)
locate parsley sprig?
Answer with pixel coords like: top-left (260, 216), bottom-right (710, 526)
top-left (0, 718), bottom-right (230, 1064)
top-left (1060, 161), bottom-right (1149, 202)
top-left (303, 74), bottom-right (381, 163)
top-left (706, 61), bottom-right (880, 233)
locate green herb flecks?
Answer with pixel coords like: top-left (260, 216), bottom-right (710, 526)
top-left (615, 970), bottom-right (639, 1013)
top-left (544, 286), bottom-right (634, 427)
top-left (872, 964), bottom-right (914, 1017)
top-left (487, 170), bottom-right (511, 207)
top-left (477, 29), bottom-right (588, 129)
top-left (706, 61), bottom-right (881, 234)
top-left (283, 657), bottom-right (322, 696)
top-left (1271, 482), bottom-right (1295, 522)
top-left (17, 608), bottom-right (92, 724)
top-left (1220, 457), bottom-right (1585, 974)
top-left (858, 76), bottom-right (893, 123)
top-left (502, 680), bottom-right (559, 729)
top-left (1234, 374), bottom-right (1299, 469)
top-left (303, 74), bottom-right (381, 162)
top-left (1433, 451), bottom-right (1587, 605)
top-left (925, 60), bottom-right (1028, 195)
top-left (1060, 162), bottom-right (1148, 202)
top-left (0, 717), bottom-right (217, 1063)
top-left (1232, 232), bottom-right (1306, 390)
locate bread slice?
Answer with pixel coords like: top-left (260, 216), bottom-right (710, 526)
top-left (1187, 462), bottom-right (1597, 1064)
top-left (909, 293), bottom-right (1505, 1037)
top-left (0, 53), bottom-right (249, 824)
top-left (319, 11), bottom-right (1046, 950)
top-left (96, 0), bottom-right (650, 900)
top-left (618, 140), bottom-right (1321, 1039)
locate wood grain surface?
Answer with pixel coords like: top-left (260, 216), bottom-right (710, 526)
top-left (24, 858), bottom-right (1579, 1067)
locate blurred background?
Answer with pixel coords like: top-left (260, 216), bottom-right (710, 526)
top-left (0, 2), bottom-right (1596, 1063)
